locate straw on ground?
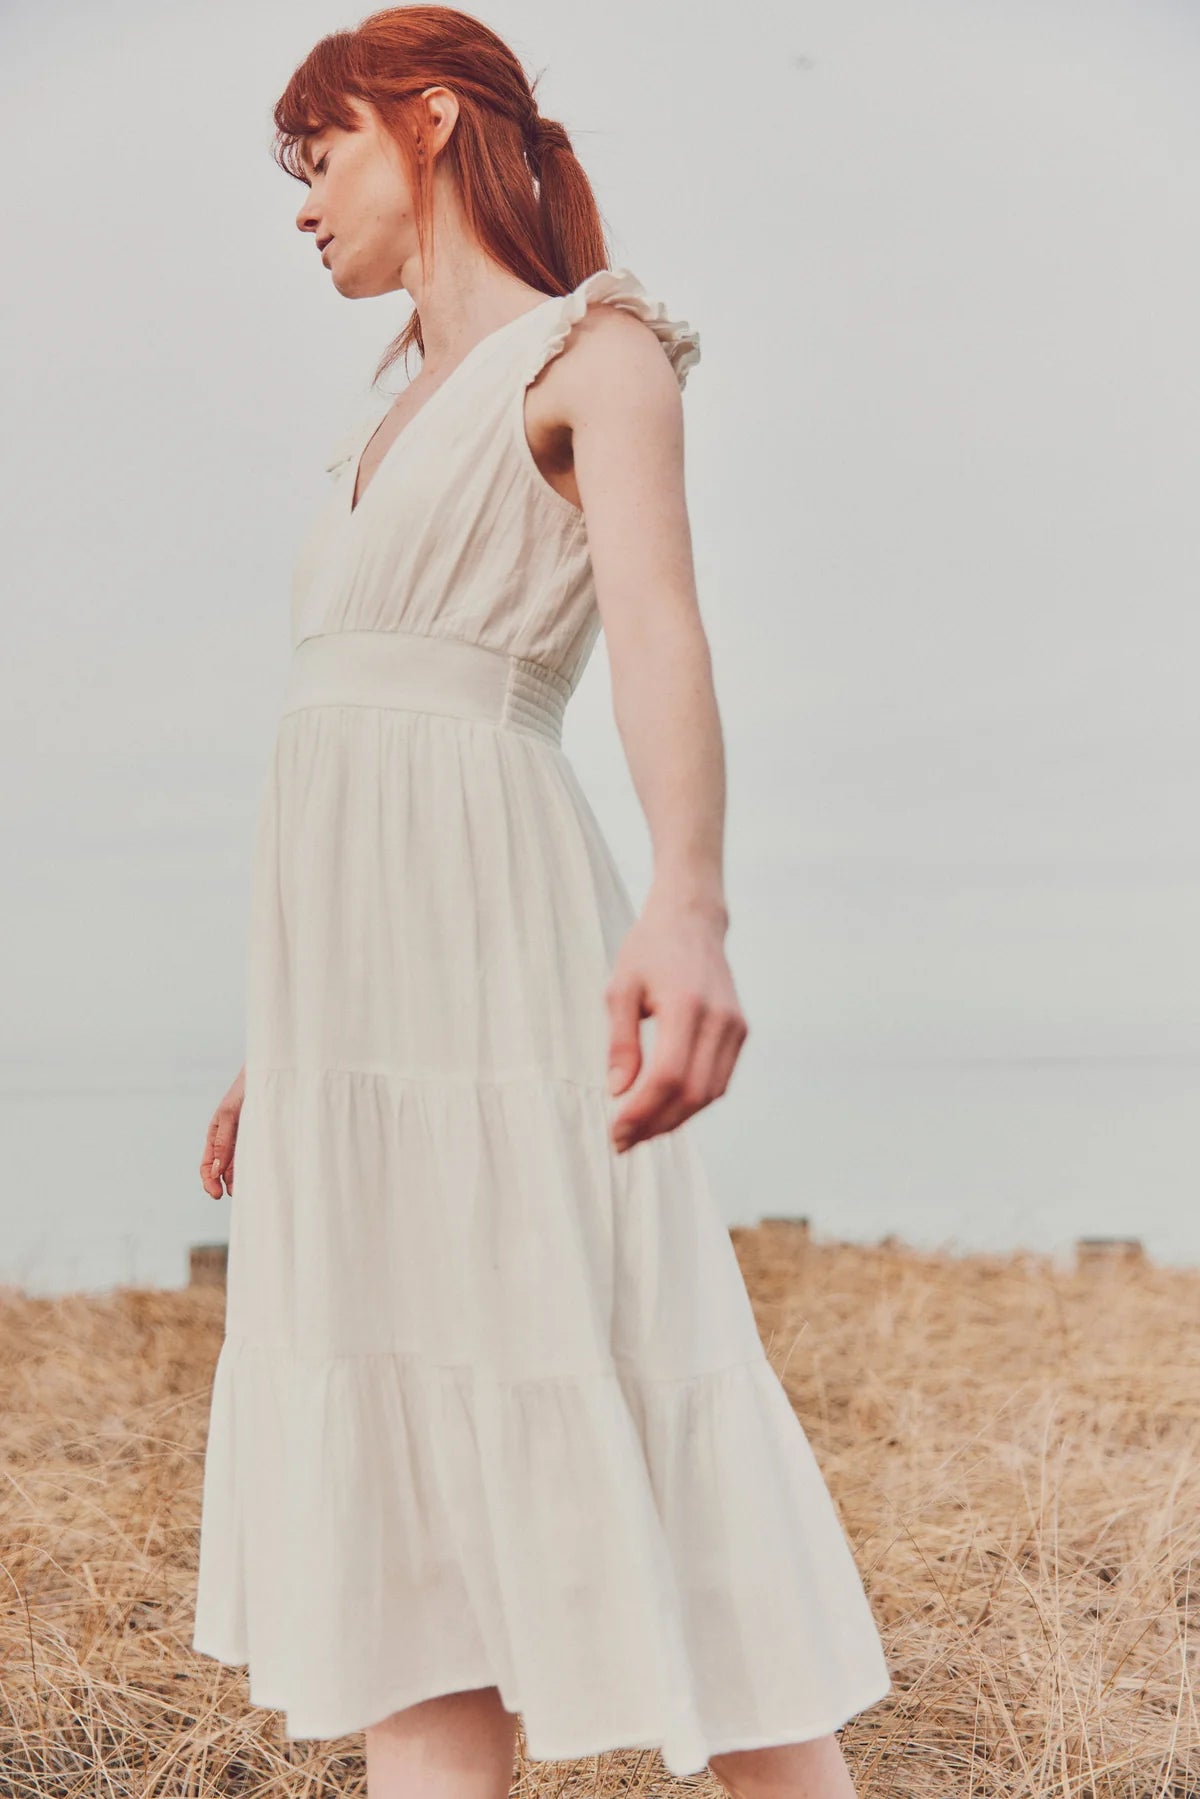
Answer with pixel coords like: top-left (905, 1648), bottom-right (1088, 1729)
top-left (1, 1222), bottom-right (1196, 1797)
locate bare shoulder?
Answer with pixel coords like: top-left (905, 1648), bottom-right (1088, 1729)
top-left (521, 299), bottom-right (688, 509)
top-left (559, 299), bottom-right (680, 372)
top-left (527, 300), bottom-right (682, 428)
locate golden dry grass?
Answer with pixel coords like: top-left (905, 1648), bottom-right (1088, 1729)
top-left (1, 1226), bottom-right (1196, 1797)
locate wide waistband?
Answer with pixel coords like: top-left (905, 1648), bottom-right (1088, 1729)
top-left (281, 631), bottom-right (570, 745)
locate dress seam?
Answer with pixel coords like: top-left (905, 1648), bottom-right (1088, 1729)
top-left (277, 697), bottom-right (568, 748)
top-left (219, 1338), bottom-right (769, 1385)
top-left (242, 1063), bottom-right (610, 1092)
top-left (290, 625), bottom-right (571, 692)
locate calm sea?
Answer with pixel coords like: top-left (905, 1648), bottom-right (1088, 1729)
top-left (2, 1054), bottom-right (1196, 1297)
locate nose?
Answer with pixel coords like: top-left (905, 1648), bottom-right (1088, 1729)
top-left (295, 194), bottom-right (320, 235)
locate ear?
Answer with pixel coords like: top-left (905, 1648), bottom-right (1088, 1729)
top-left (418, 85), bottom-right (461, 155)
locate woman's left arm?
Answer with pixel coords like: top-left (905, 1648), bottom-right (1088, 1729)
top-left (554, 302), bottom-right (750, 1153)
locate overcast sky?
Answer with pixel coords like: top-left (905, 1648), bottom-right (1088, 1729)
top-left (3, 0), bottom-right (1198, 1286)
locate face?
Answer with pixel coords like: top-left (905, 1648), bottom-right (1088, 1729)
top-left (295, 92), bottom-right (455, 298)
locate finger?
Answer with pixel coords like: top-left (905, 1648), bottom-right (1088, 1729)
top-left (620, 1052), bottom-right (706, 1146)
top-left (612, 996), bottom-right (703, 1146)
top-left (681, 1008), bottom-right (746, 1111)
top-left (604, 975), bottom-right (646, 1096)
top-left (616, 1006), bottom-right (743, 1149)
top-left (207, 1111), bottom-right (238, 1197)
top-left (199, 1120), bottom-right (224, 1198)
top-left (709, 1012), bottom-right (749, 1098)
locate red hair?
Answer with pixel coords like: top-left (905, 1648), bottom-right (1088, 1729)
top-left (272, 4), bottom-right (612, 381)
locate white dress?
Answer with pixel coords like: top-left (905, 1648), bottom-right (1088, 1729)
top-left (191, 265), bottom-right (892, 1775)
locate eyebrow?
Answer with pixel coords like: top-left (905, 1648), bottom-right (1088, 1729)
top-left (298, 133), bottom-right (322, 175)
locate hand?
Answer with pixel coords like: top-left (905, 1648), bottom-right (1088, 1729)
top-left (199, 1066), bottom-right (246, 1199)
top-left (604, 890), bottom-right (748, 1153)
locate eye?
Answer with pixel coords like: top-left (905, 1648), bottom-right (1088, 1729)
top-left (315, 153), bottom-right (328, 175)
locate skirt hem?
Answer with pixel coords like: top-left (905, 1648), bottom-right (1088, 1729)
top-left (188, 1630), bottom-right (892, 1773)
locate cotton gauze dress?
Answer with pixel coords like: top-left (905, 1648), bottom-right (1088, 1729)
top-left (190, 265), bottom-right (892, 1775)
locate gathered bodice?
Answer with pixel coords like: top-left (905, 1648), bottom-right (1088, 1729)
top-left (288, 267), bottom-right (701, 694)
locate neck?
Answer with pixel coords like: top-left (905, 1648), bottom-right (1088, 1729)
top-left (401, 192), bottom-right (546, 374)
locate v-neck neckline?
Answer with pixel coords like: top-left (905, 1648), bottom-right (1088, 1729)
top-left (347, 295), bottom-right (559, 519)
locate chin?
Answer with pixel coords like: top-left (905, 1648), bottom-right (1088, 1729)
top-left (354, 276), bottom-right (400, 300)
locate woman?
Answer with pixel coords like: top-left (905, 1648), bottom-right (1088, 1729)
top-left (192, 7), bottom-right (892, 1796)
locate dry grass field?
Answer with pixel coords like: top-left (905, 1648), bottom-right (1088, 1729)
top-left (1, 1222), bottom-right (1196, 1797)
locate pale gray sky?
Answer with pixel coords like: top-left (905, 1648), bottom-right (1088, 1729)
top-left (3, 0), bottom-right (1199, 1289)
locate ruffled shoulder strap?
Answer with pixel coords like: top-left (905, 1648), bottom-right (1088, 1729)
top-left (520, 265), bottom-right (701, 392)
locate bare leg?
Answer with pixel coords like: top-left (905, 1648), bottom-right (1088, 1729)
top-left (708, 1732), bottom-right (859, 1799)
top-left (364, 1685), bottom-right (519, 1799)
